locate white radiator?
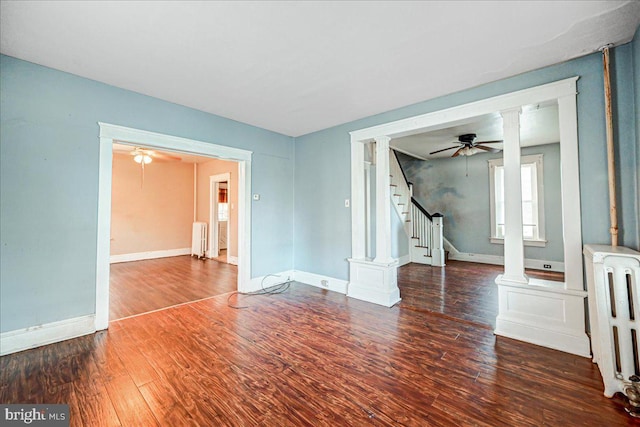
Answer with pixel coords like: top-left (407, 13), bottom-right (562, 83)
top-left (584, 244), bottom-right (640, 397)
top-left (191, 222), bottom-right (207, 258)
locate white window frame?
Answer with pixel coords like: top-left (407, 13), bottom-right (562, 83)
top-left (489, 154), bottom-right (546, 247)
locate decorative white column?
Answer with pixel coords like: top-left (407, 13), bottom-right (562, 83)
top-left (374, 136), bottom-right (393, 264)
top-left (347, 135), bottom-right (400, 308)
top-left (350, 140), bottom-right (366, 260)
top-left (499, 107), bottom-right (528, 285)
top-left (558, 93), bottom-right (584, 291)
top-left (495, 103), bottom-right (589, 357)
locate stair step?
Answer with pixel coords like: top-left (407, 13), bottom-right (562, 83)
top-left (415, 245), bottom-right (429, 249)
top-left (405, 220), bottom-right (411, 222)
top-left (402, 211), bottom-right (409, 214)
top-left (393, 194), bottom-right (402, 196)
top-left (390, 184), bottom-right (397, 187)
top-left (397, 203), bottom-right (405, 206)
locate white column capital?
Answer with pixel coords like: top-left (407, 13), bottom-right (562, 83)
top-left (374, 135), bottom-right (391, 145)
top-left (500, 106), bottom-right (523, 117)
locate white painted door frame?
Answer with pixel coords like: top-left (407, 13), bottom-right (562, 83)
top-left (350, 77), bottom-right (583, 290)
top-left (209, 173), bottom-right (231, 258)
top-left (96, 123), bottom-right (252, 330)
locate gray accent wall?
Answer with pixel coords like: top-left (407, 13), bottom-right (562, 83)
top-left (0, 55), bottom-right (295, 333)
top-left (397, 144), bottom-right (564, 261)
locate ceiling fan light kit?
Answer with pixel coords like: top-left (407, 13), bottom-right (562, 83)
top-left (133, 153), bottom-right (153, 164)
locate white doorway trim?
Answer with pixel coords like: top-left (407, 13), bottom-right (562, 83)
top-left (96, 123), bottom-right (252, 330)
top-left (209, 173), bottom-right (231, 259)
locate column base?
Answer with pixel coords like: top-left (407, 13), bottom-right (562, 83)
top-left (347, 258), bottom-right (400, 307)
top-left (494, 275), bottom-right (590, 357)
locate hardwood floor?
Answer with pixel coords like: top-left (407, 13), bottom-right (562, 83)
top-left (212, 249), bottom-right (229, 264)
top-left (399, 260), bottom-right (564, 329)
top-left (0, 282), bottom-right (631, 426)
top-left (109, 255), bottom-right (236, 320)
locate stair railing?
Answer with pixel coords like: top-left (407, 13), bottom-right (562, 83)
top-left (390, 149), bottom-right (446, 266)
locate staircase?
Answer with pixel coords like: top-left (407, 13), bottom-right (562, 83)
top-left (389, 150), bottom-right (445, 266)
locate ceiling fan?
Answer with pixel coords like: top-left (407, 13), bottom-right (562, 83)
top-left (429, 133), bottom-right (503, 157)
top-left (122, 147), bottom-right (182, 164)
top-left (113, 143), bottom-right (182, 187)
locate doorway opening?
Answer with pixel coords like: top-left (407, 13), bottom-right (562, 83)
top-left (209, 173), bottom-right (236, 265)
top-left (96, 123), bottom-right (253, 329)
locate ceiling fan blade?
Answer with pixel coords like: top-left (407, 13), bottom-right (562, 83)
top-left (475, 140), bottom-right (503, 144)
top-left (475, 145), bottom-right (501, 153)
top-left (429, 145), bottom-right (461, 155)
top-left (451, 147), bottom-right (464, 158)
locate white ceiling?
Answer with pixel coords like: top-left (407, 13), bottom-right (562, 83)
top-left (392, 103), bottom-right (560, 159)
top-left (1, 1), bottom-right (639, 137)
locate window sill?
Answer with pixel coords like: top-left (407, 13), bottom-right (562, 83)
top-left (490, 237), bottom-right (547, 247)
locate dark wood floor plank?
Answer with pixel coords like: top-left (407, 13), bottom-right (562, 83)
top-left (103, 373), bottom-right (158, 426)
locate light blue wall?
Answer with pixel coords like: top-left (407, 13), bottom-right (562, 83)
top-left (0, 55), bottom-right (294, 333)
top-left (398, 144), bottom-right (564, 262)
top-left (391, 204), bottom-right (409, 260)
top-left (294, 41), bottom-right (640, 281)
top-left (611, 43), bottom-right (639, 250)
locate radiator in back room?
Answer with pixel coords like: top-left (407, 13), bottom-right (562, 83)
top-left (191, 222), bottom-right (207, 258)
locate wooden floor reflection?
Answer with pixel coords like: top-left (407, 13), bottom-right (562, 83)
top-left (398, 260), bottom-right (564, 329)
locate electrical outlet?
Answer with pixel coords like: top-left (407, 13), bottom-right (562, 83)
top-left (321, 280), bottom-right (329, 288)
top-left (543, 264), bottom-right (552, 269)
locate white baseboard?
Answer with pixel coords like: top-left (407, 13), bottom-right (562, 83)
top-left (110, 247), bottom-right (191, 263)
top-left (495, 316), bottom-right (591, 358)
top-left (448, 251), bottom-right (565, 272)
top-left (294, 270), bottom-right (348, 294)
top-left (227, 255), bottom-right (239, 265)
top-left (243, 270), bottom-right (295, 293)
top-left (0, 315), bottom-right (96, 356)
top-left (397, 254), bottom-right (411, 267)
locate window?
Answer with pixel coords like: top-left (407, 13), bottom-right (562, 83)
top-left (218, 203), bottom-right (229, 221)
top-left (489, 154), bottom-right (545, 247)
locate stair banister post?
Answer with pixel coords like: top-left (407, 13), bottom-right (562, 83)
top-left (431, 214), bottom-right (445, 267)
